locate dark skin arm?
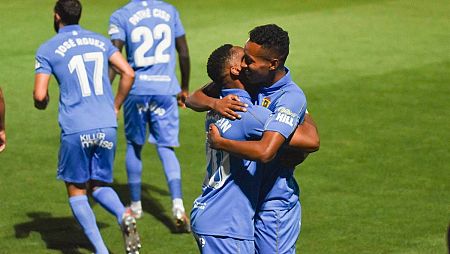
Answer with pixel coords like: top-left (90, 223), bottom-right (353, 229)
top-left (175, 35), bottom-right (190, 108)
top-left (208, 113), bottom-right (320, 164)
top-left (278, 113), bottom-right (320, 168)
top-left (185, 82), bottom-right (247, 119)
top-left (209, 127), bottom-right (285, 163)
top-left (109, 39), bottom-right (125, 83)
top-left (0, 87), bottom-right (5, 152)
top-left (287, 113), bottom-right (320, 152)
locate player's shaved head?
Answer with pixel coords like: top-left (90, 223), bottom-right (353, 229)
top-left (207, 44), bottom-right (234, 84)
top-left (54, 0), bottom-right (82, 25)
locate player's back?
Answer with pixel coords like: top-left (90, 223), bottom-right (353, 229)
top-left (191, 89), bottom-right (271, 240)
top-left (35, 25), bottom-right (117, 134)
top-left (109, 0), bottom-right (185, 95)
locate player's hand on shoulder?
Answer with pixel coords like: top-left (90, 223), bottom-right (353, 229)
top-left (207, 124), bottom-right (222, 149)
top-left (213, 94), bottom-right (247, 120)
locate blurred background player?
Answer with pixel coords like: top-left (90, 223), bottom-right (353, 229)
top-left (33, 0), bottom-right (140, 253)
top-left (108, 0), bottom-right (191, 232)
top-left (0, 87), bottom-right (5, 152)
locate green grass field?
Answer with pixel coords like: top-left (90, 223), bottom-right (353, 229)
top-left (0, 0), bottom-right (449, 253)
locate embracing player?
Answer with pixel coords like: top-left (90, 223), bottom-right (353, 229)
top-left (108, 0), bottom-right (191, 232)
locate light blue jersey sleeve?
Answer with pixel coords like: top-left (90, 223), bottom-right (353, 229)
top-left (35, 46), bottom-right (53, 74)
top-left (264, 91), bottom-right (306, 139)
top-left (108, 10), bottom-right (127, 41)
top-left (173, 8), bottom-right (185, 38)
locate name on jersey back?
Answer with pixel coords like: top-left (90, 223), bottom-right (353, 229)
top-left (55, 37), bottom-right (106, 57)
top-left (129, 8), bottom-right (171, 26)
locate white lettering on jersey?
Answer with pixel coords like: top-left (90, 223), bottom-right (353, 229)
top-left (216, 118), bottom-right (232, 133)
top-left (274, 107), bottom-right (297, 127)
top-left (128, 8), bottom-right (171, 26)
top-left (275, 113), bottom-right (294, 127)
top-left (54, 37), bottom-right (106, 57)
top-left (129, 8), bottom-right (152, 26)
top-left (152, 8), bottom-right (171, 22)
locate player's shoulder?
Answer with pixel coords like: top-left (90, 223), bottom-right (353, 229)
top-left (242, 104), bottom-right (271, 126)
top-left (36, 34), bottom-right (63, 55)
top-left (80, 29), bottom-right (110, 42)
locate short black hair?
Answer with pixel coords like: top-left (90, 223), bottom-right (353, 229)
top-left (249, 24), bottom-right (289, 64)
top-left (54, 0), bottom-right (82, 25)
top-left (207, 44), bottom-right (234, 84)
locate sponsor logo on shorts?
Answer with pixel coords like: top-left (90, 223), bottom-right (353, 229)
top-left (80, 132), bottom-right (114, 149)
top-left (137, 102), bottom-right (166, 116)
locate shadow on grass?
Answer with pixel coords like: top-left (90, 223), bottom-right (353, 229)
top-left (14, 212), bottom-right (111, 254)
top-left (112, 181), bottom-right (185, 234)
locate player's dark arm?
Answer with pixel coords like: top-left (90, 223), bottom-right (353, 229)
top-left (175, 35), bottom-right (190, 107)
top-left (109, 39), bottom-right (125, 83)
top-left (287, 113), bottom-right (320, 152)
top-left (0, 87), bottom-right (6, 152)
top-left (185, 82), bottom-right (247, 120)
top-left (0, 87), bottom-right (5, 132)
top-left (277, 114), bottom-right (320, 168)
top-left (109, 51), bottom-right (134, 115)
top-left (33, 73), bottom-right (50, 110)
top-left (209, 126), bottom-right (285, 163)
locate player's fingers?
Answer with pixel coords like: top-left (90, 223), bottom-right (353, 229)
top-left (229, 104), bottom-right (247, 112)
top-left (230, 100), bottom-right (247, 107)
top-left (222, 110), bottom-right (238, 120)
top-left (0, 144), bottom-right (5, 153)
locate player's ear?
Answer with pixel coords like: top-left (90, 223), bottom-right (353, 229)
top-left (230, 66), bottom-right (240, 76)
top-left (269, 58), bottom-right (279, 71)
top-left (54, 13), bottom-right (61, 21)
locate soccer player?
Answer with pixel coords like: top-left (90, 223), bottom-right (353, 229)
top-left (190, 44), bottom-right (319, 253)
top-left (0, 87), bottom-right (5, 153)
top-left (108, 0), bottom-right (191, 231)
top-left (188, 24), bottom-right (318, 253)
top-left (33, 1), bottom-right (140, 253)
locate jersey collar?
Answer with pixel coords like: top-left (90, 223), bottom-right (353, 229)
top-left (58, 25), bottom-right (82, 34)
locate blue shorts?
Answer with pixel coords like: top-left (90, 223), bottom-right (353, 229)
top-left (124, 94), bottom-right (179, 147)
top-left (254, 201), bottom-right (301, 254)
top-left (192, 232), bottom-right (254, 254)
top-left (57, 128), bottom-right (117, 183)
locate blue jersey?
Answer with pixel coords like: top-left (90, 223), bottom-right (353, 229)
top-left (35, 25), bottom-right (118, 134)
top-left (191, 89), bottom-right (271, 240)
top-left (109, 0), bottom-right (185, 96)
top-left (256, 68), bottom-right (307, 210)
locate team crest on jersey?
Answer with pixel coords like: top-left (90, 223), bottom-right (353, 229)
top-left (262, 97), bottom-right (271, 108)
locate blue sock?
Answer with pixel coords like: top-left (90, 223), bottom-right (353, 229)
top-left (69, 195), bottom-right (108, 254)
top-left (126, 141), bottom-right (143, 202)
top-left (92, 187), bottom-right (126, 225)
top-left (157, 146), bottom-right (182, 199)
